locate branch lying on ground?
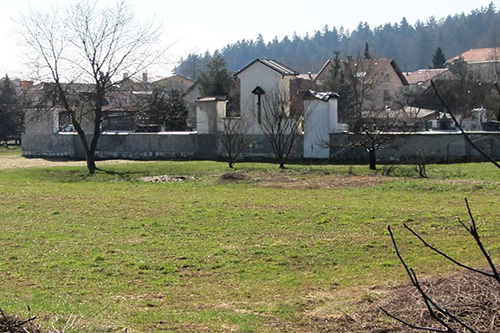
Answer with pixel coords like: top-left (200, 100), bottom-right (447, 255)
top-left (0, 308), bottom-right (40, 332)
top-left (404, 199), bottom-right (499, 283)
top-left (383, 198), bottom-right (498, 332)
top-left (384, 226), bottom-right (473, 332)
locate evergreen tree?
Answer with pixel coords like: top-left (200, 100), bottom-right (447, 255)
top-left (322, 52), bottom-right (355, 121)
top-left (141, 88), bottom-right (188, 131)
top-left (0, 75), bottom-right (23, 143)
top-left (364, 42), bottom-right (372, 59)
top-left (198, 56), bottom-right (233, 97)
top-left (175, 4), bottom-right (500, 73)
top-left (431, 47), bottom-right (447, 68)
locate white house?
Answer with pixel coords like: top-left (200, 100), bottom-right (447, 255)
top-left (235, 59), bottom-right (299, 134)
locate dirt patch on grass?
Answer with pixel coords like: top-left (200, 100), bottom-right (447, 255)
top-left (308, 271), bottom-right (500, 332)
top-left (220, 172), bottom-right (247, 181)
top-left (139, 175), bottom-right (195, 183)
top-left (153, 321), bottom-right (212, 331)
top-left (0, 155), bottom-right (143, 170)
top-left (252, 172), bottom-right (387, 190)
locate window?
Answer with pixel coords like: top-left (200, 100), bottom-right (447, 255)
top-left (383, 90), bottom-right (391, 102)
top-left (58, 111), bottom-right (74, 132)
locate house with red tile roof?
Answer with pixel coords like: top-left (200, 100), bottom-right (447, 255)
top-left (448, 47), bottom-right (500, 82)
top-left (403, 68), bottom-right (457, 94)
top-left (449, 47), bottom-right (500, 63)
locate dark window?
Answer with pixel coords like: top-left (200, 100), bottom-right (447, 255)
top-left (58, 111), bottom-right (73, 132)
top-left (383, 90), bottom-right (391, 102)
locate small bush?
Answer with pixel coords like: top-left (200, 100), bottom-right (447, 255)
top-left (220, 172), bottom-right (246, 181)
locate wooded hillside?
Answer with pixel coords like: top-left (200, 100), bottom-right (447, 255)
top-left (174, 3), bottom-right (500, 77)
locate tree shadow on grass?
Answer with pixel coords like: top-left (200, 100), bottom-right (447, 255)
top-left (94, 167), bottom-right (145, 179)
top-left (36, 166), bottom-right (145, 183)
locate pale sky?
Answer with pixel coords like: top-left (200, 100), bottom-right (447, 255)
top-left (1, 0), bottom-right (496, 79)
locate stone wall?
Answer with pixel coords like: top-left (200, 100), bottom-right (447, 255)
top-left (22, 131), bottom-right (304, 161)
top-left (329, 132), bottom-right (500, 163)
top-left (22, 130), bottom-right (500, 164)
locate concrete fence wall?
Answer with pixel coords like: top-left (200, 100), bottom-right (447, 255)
top-left (22, 131), bottom-right (304, 161)
top-left (22, 130), bottom-right (500, 164)
top-left (330, 132), bottom-right (500, 163)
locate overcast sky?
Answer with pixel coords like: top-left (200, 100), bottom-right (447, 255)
top-left (1, 0), bottom-right (496, 78)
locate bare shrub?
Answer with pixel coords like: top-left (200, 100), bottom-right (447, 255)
top-left (0, 308), bottom-right (42, 332)
top-left (381, 164), bottom-right (399, 177)
top-left (220, 172), bottom-right (246, 181)
top-left (406, 149), bottom-right (433, 178)
top-left (383, 199), bottom-right (499, 332)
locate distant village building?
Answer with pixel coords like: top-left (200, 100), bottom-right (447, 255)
top-left (448, 47), bottom-right (500, 82)
top-left (235, 59), bottom-right (305, 134)
top-left (19, 56), bottom-right (500, 163)
top-left (314, 57), bottom-right (409, 111)
top-left (152, 74), bottom-right (196, 92)
top-left (403, 68), bottom-right (456, 93)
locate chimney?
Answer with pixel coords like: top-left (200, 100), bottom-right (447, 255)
top-left (123, 72), bottom-right (129, 80)
top-left (347, 55), bottom-right (353, 62)
top-left (142, 72), bottom-right (148, 84)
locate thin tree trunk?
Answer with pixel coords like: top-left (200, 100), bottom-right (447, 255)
top-left (86, 154), bottom-right (97, 174)
top-left (369, 149), bottom-right (376, 170)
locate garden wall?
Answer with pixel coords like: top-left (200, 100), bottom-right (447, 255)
top-left (329, 132), bottom-right (500, 163)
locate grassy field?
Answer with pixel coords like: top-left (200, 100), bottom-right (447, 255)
top-left (0, 152), bottom-right (499, 331)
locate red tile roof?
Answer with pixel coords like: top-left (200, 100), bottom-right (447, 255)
top-left (404, 68), bottom-right (449, 84)
top-left (451, 47), bottom-right (500, 63)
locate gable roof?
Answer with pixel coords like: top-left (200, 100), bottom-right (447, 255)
top-left (235, 59), bottom-right (299, 77)
top-left (153, 74), bottom-right (195, 86)
top-left (450, 47), bottom-right (500, 63)
top-left (404, 68), bottom-right (449, 85)
top-left (296, 73), bottom-right (317, 80)
top-left (314, 58), bottom-right (408, 85)
top-left (300, 90), bottom-right (339, 101)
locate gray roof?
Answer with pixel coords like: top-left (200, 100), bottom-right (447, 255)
top-left (235, 59), bottom-right (299, 76)
top-left (300, 90), bottom-right (339, 101)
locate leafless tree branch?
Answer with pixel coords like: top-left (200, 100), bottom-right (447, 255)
top-left (218, 116), bottom-right (251, 168)
top-left (384, 197), bottom-right (499, 332)
top-left (260, 87), bottom-right (304, 169)
top-left (430, 80), bottom-right (500, 169)
top-left (17, 0), bottom-right (170, 174)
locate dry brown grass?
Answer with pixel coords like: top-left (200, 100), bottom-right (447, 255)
top-left (0, 309), bottom-right (43, 332)
top-left (219, 170), bottom-right (388, 190)
top-left (309, 270), bottom-right (500, 332)
top-left (0, 155), bottom-right (143, 169)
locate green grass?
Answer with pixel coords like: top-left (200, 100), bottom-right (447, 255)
top-left (0, 146), bottom-right (21, 156)
top-left (0, 160), bottom-right (499, 331)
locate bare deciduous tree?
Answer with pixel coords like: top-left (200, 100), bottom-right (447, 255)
top-left (18, 0), bottom-right (169, 174)
top-left (260, 87), bottom-right (304, 169)
top-left (328, 108), bottom-right (401, 170)
top-left (218, 116), bottom-right (250, 168)
top-left (322, 53), bottom-right (385, 123)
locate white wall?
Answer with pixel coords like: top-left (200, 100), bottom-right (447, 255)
top-left (196, 99), bottom-right (227, 134)
top-left (238, 62), bottom-right (292, 134)
top-left (303, 98), bottom-right (339, 159)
